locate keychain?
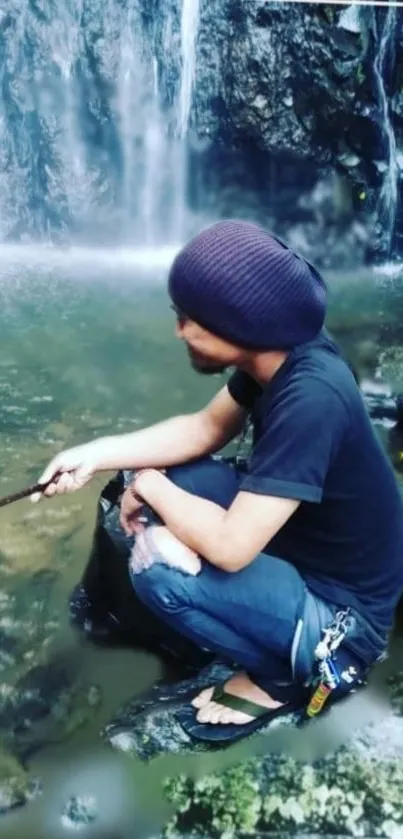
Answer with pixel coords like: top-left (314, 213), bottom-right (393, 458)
top-left (305, 609), bottom-right (352, 718)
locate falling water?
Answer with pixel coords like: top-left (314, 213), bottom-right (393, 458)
top-left (372, 5), bottom-right (399, 250)
top-left (171, 0), bottom-right (201, 238)
top-left (0, 0), bottom-right (200, 246)
top-left (178, 0), bottom-right (201, 138)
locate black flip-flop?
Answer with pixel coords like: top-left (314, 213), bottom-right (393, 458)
top-left (175, 682), bottom-right (304, 744)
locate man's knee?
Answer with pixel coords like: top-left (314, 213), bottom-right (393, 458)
top-left (166, 457), bottom-right (239, 508)
top-left (133, 563), bottom-right (190, 615)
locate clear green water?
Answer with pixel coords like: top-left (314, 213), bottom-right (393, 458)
top-left (0, 253), bottom-right (402, 839)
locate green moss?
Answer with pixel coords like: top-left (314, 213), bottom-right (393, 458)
top-left (164, 752), bottom-right (403, 838)
top-left (356, 64), bottom-right (365, 86)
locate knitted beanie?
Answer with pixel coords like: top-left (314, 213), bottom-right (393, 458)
top-left (168, 220), bottom-right (327, 350)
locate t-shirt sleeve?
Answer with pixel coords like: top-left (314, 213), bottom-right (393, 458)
top-left (227, 370), bottom-right (261, 410)
top-left (240, 376), bottom-right (349, 503)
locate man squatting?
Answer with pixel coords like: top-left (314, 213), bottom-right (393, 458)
top-left (33, 221), bottom-right (403, 741)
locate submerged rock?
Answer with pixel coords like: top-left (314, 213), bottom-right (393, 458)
top-left (61, 795), bottom-right (98, 830)
top-left (0, 656), bottom-right (102, 760)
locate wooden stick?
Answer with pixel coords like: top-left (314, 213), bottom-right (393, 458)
top-left (0, 482), bottom-right (50, 509)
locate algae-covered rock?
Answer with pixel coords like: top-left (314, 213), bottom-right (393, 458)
top-left (0, 746), bottom-right (36, 814)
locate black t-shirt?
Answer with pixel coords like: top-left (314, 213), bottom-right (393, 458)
top-left (228, 333), bottom-right (403, 632)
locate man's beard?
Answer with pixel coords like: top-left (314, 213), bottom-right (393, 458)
top-left (187, 346), bottom-right (228, 375)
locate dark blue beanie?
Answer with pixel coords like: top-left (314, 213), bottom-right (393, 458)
top-left (168, 220), bottom-right (327, 350)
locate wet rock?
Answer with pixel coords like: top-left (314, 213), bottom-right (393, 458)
top-left (61, 795), bottom-right (97, 829)
top-left (1, 658), bottom-right (103, 760)
top-left (192, 1), bottom-right (403, 262)
top-left (196, 2), bottom-right (370, 161)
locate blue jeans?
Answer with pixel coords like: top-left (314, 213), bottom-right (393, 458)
top-left (130, 457), bottom-right (388, 703)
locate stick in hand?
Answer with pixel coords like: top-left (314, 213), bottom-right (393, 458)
top-left (0, 482), bottom-right (51, 510)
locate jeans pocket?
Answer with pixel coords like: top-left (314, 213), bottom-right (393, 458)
top-left (291, 591), bottom-right (390, 688)
top-left (291, 589), bottom-right (336, 686)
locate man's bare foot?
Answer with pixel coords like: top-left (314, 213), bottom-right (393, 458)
top-left (191, 672), bottom-right (284, 725)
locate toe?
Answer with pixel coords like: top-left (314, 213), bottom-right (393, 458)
top-left (196, 701), bottom-right (221, 724)
top-left (217, 708), bottom-right (237, 725)
top-left (191, 686), bottom-right (214, 709)
top-left (216, 706), bottom-right (254, 725)
top-left (208, 703), bottom-right (225, 725)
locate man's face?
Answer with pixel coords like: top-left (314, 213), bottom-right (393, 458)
top-left (171, 306), bottom-right (244, 375)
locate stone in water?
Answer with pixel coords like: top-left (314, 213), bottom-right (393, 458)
top-left (61, 796), bottom-right (97, 830)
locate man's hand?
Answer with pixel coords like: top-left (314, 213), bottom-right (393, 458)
top-left (31, 442), bottom-right (102, 502)
top-left (120, 483), bottom-right (147, 535)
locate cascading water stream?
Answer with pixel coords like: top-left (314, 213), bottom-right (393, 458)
top-left (170, 0), bottom-right (201, 240)
top-left (372, 4), bottom-right (399, 252)
top-left (178, 0), bottom-right (200, 139)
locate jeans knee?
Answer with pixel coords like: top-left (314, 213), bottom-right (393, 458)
top-left (166, 457), bottom-right (215, 493)
top-left (133, 563), bottom-right (189, 615)
top-left (166, 457), bottom-right (239, 507)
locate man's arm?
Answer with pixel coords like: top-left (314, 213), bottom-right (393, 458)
top-left (131, 470), bottom-right (299, 571)
top-left (87, 384), bottom-right (247, 471)
top-left (34, 385), bottom-right (247, 500)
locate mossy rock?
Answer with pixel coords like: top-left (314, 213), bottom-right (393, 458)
top-left (164, 751), bottom-right (403, 839)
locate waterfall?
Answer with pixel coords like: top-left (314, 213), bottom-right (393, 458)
top-left (372, 5), bottom-right (399, 251)
top-left (0, 0), bottom-right (200, 247)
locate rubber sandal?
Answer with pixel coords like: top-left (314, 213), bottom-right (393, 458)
top-left (175, 682), bottom-right (304, 744)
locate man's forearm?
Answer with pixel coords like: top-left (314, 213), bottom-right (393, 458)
top-left (88, 412), bottom-right (218, 472)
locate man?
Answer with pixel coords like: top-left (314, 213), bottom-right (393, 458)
top-left (34, 221), bottom-right (403, 743)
